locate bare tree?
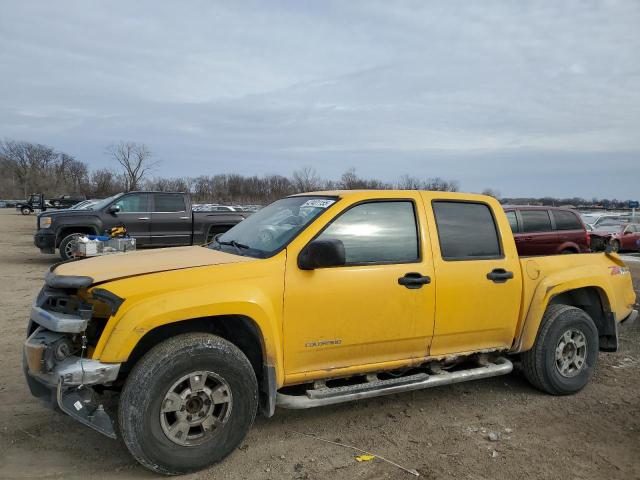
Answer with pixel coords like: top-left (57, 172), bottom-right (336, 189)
top-left (0, 139), bottom-right (58, 197)
top-left (106, 141), bottom-right (158, 191)
top-left (292, 166), bottom-right (321, 192)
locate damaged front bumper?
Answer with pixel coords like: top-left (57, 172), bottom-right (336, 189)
top-left (23, 304), bottom-right (121, 439)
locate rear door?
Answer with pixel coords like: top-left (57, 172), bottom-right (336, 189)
top-left (425, 198), bottom-right (522, 356)
top-left (517, 209), bottom-right (558, 255)
top-left (150, 193), bottom-right (192, 246)
top-left (103, 193), bottom-right (151, 246)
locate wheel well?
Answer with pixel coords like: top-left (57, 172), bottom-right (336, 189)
top-left (119, 315), bottom-right (272, 411)
top-left (549, 287), bottom-right (617, 351)
top-left (56, 227), bottom-right (96, 247)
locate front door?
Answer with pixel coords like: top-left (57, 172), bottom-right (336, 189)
top-left (425, 198), bottom-right (523, 356)
top-left (103, 193), bottom-right (152, 246)
top-left (283, 197), bottom-right (435, 376)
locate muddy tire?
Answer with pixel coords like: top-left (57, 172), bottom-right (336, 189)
top-left (119, 333), bottom-right (258, 475)
top-left (522, 304), bottom-right (598, 395)
top-left (58, 233), bottom-right (82, 260)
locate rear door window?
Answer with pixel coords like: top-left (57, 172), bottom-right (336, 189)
top-left (433, 201), bottom-right (502, 260)
top-left (553, 210), bottom-right (582, 230)
top-left (520, 210), bottom-right (552, 233)
top-left (153, 194), bottom-right (186, 212)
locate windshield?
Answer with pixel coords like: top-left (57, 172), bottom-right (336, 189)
top-left (210, 195), bottom-right (338, 258)
top-left (89, 194), bottom-right (121, 211)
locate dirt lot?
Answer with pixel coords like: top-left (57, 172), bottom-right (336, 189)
top-left (0, 209), bottom-right (639, 480)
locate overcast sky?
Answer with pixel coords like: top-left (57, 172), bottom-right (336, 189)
top-left (1, 1), bottom-right (639, 198)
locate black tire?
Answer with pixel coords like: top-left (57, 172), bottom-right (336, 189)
top-left (21, 207), bottom-right (31, 215)
top-left (119, 333), bottom-right (258, 475)
top-left (58, 233), bottom-right (82, 260)
top-left (560, 249), bottom-right (575, 255)
top-left (522, 304), bottom-right (599, 395)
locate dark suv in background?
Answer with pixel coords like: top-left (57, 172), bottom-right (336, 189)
top-left (503, 206), bottom-right (590, 256)
top-left (34, 191), bottom-right (249, 260)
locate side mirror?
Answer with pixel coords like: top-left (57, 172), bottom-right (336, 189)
top-left (298, 239), bottom-right (346, 270)
top-left (108, 205), bottom-right (121, 214)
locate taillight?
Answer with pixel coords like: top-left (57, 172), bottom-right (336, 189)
top-left (586, 231), bottom-right (591, 251)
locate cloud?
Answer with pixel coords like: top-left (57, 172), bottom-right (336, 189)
top-left (0, 0), bottom-right (639, 197)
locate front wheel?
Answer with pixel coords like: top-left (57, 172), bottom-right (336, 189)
top-left (21, 207), bottom-right (31, 215)
top-left (58, 233), bottom-right (82, 260)
top-left (522, 304), bottom-right (599, 395)
top-left (119, 333), bottom-right (258, 475)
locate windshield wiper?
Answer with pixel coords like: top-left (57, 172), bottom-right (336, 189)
top-left (217, 239), bottom-right (250, 255)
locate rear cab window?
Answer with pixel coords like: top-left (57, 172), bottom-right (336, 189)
top-left (432, 201), bottom-right (502, 260)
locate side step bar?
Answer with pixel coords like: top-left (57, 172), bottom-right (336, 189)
top-left (276, 357), bottom-right (513, 409)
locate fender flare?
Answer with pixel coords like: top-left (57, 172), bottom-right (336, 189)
top-left (512, 273), bottom-right (614, 352)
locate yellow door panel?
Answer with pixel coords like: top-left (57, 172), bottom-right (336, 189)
top-left (283, 195), bottom-right (435, 375)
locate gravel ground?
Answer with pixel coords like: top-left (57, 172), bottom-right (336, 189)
top-left (0, 209), bottom-right (639, 480)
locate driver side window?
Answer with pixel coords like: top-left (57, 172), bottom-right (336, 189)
top-left (113, 194), bottom-right (149, 213)
top-left (316, 201), bottom-right (419, 264)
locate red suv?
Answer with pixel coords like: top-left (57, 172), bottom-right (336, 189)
top-left (503, 206), bottom-right (590, 256)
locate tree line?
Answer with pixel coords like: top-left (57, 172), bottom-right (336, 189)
top-left (1, 138), bottom-right (633, 208)
top-left (0, 139), bottom-right (459, 204)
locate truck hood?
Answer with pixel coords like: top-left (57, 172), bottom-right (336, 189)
top-left (50, 246), bottom-right (252, 285)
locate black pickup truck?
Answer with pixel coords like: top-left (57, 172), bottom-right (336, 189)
top-left (34, 191), bottom-right (248, 260)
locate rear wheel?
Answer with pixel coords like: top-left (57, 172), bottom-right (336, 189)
top-left (119, 333), bottom-right (258, 475)
top-left (58, 233), bottom-right (82, 260)
top-left (522, 304), bottom-right (598, 395)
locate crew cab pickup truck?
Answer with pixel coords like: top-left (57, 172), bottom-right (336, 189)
top-left (23, 190), bottom-right (637, 475)
top-left (33, 191), bottom-right (248, 260)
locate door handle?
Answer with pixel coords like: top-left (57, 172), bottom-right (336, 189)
top-left (486, 268), bottom-right (514, 283)
top-left (138, 217), bottom-right (150, 220)
top-left (180, 216), bottom-right (190, 220)
top-left (398, 272), bottom-right (431, 289)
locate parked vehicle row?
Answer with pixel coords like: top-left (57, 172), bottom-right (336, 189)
top-left (192, 203), bottom-right (262, 212)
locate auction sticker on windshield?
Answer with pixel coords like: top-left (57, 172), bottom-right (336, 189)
top-left (301, 199), bottom-right (335, 208)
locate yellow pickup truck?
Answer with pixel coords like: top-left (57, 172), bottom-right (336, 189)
top-left (24, 190), bottom-right (637, 474)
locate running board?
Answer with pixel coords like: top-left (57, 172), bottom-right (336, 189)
top-left (276, 357), bottom-right (513, 409)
